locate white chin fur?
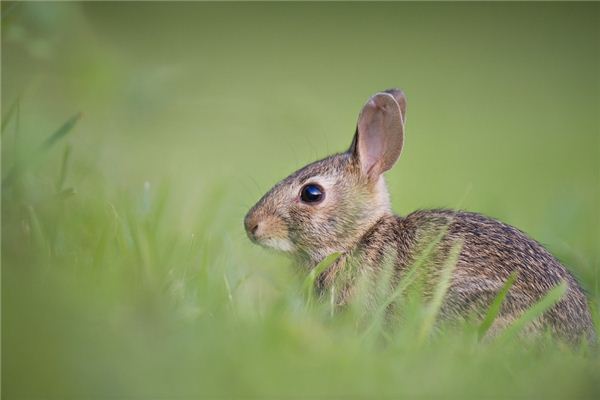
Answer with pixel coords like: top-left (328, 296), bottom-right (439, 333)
top-left (260, 237), bottom-right (296, 252)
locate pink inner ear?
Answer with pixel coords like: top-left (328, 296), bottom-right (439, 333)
top-left (357, 93), bottom-right (404, 178)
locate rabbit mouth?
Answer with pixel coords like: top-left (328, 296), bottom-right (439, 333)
top-left (257, 237), bottom-right (296, 253)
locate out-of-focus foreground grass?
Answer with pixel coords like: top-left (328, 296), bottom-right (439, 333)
top-left (2, 2), bottom-right (599, 399)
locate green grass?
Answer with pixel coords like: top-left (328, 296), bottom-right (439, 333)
top-left (2, 2), bottom-right (600, 399)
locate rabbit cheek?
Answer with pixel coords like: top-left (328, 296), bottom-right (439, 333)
top-left (287, 204), bottom-right (340, 254)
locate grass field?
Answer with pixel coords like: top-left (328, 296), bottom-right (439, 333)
top-left (2, 2), bottom-right (600, 399)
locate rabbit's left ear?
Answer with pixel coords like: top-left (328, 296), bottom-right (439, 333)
top-left (349, 89), bottom-right (406, 179)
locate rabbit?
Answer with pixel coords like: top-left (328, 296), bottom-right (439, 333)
top-left (244, 89), bottom-right (595, 344)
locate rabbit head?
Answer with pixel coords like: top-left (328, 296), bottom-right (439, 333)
top-left (244, 89), bottom-right (407, 265)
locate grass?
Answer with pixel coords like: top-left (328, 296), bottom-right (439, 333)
top-left (2, 2), bottom-right (600, 399)
top-left (2, 109), bottom-right (599, 399)
top-left (478, 270), bottom-right (519, 341)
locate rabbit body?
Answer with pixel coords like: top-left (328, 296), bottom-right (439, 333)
top-left (245, 89), bottom-right (595, 343)
top-left (320, 208), bottom-right (595, 342)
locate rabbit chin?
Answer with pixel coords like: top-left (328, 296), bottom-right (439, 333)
top-left (259, 237), bottom-right (296, 253)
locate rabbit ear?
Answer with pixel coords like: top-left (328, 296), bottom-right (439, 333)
top-left (349, 89), bottom-right (406, 179)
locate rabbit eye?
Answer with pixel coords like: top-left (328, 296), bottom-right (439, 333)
top-left (300, 184), bottom-right (324, 204)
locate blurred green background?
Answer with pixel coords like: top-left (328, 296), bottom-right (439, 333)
top-left (2, 2), bottom-right (599, 399)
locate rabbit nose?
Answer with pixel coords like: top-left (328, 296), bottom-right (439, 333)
top-left (244, 215), bottom-right (260, 240)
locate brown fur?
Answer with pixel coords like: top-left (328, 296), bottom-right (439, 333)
top-left (244, 90), bottom-right (596, 344)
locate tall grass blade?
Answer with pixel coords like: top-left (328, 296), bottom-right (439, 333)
top-left (55, 145), bottom-right (72, 192)
top-left (362, 221), bottom-right (455, 339)
top-left (405, 221), bottom-right (453, 286)
top-left (127, 211), bottom-right (153, 284)
top-left (497, 280), bottom-right (568, 343)
top-left (40, 112), bottom-right (82, 150)
top-left (27, 205), bottom-right (49, 257)
top-left (362, 257), bottom-right (421, 338)
top-left (329, 285), bottom-right (336, 318)
top-left (303, 252), bottom-right (341, 306)
top-left (417, 239), bottom-right (463, 345)
top-left (478, 271), bottom-right (519, 340)
top-left (359, 253), bottom-right (398, 340)
top-left (3, 113), bottom-right (82, 188)
top-left (1, 96), bottom-right (20, 135)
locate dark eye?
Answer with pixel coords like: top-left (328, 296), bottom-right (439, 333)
top-left (300, 184), bottom-right (324, 203)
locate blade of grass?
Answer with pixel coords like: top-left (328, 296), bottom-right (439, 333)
top-left (55, 145), bottom-right (72, 192)
top-left (361, 253), bottom-right (404, 339)
top-left (478, 271), bottom-right (519, 341)
top-left (40, 112), bottom-right (82, 150)
top-left (303, 252), bottom-right (341, 307)
top-left (3, 112), bottom-right (82, 188)
top-left (330, 284), bottom-right (336, 318)
top-left (417, 239), bottom-right (464, 345)
top-left (126, 210), bottom-right (153, 284)
top-left (496, 280), bottom-right (568, 344)
top-left (1, 96), bottom-right (20, 135)
top-left (304, 252), bottom-right (342, 289)
top-left (27, 205), bottom-right (49, 257)
top-left (362, 222), bottom-right (453, 338)
top-left (362, 258), bottom-right (422, 339)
